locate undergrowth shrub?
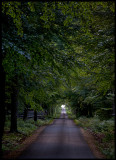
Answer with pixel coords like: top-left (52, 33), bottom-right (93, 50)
top-left (75, 115), bottom-right (115, 159)
top-left (95, 108), bottom-right (112, 120)
top-left (3, 117), bottom-right (53, 153)
top-left (18, 119), bottom-right (37, 136)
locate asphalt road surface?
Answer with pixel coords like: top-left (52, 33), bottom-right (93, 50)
top-left (18, 108), bottom-right (96, 159)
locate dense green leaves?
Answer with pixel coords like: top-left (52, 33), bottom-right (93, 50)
top-left (0, 2), bottom-right (115, 158)
top-left (1, 0), bottom-right (115, 128)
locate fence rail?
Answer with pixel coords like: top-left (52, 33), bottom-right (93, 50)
top-left (17, 110), bottom-right (46, 119)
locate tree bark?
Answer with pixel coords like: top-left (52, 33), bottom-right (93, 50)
top-left (75, 108), bottom-right (78, 118)
top-left (112, 90), bottom-right (115, 116)
top-left (23, 105), bottom-right (28, 121)
top-left (0, 55), bottom-right (6, 158)
top-left (34, 110), bottom-right (37, 121)
top-left (88, 104), bottom-right (93, 117)
top-left (112, 102), bottom-right (115, 116)
top-left (51, 106), bottom-right (53, 116)
top-left (10, 75), bottom-right (19, 132)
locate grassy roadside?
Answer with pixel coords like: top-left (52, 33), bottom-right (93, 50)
top-left (2, 117), bottom-right (54, 156)
top-left (74, 116), bottom-right (115, 159)
top-left (2, 109), bottom-right (61, 157)
top-left (65, 107), bottom-right (115, 159)
top-left (66, 108), bottom-right (115, 159)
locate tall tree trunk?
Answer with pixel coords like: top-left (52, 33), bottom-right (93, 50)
top-left (0, 56), bottom-right (6, 158)
top-left (10, 75), bottom-right (19, 132)
top-left (50, 106), bottom-right (52, 116)
top-left (34, 110), bottom-right (37, 121)
top-left (75, 108), bottom-right (78, 118)
top-left (23, 105), bottom-right (28, 121)
top-left (112, 102), bottom-right (115, 116)
top-left (51, 106), bottom-right (53, 116)
top-left (112, 90), bottom-right (115, 116)
top-left (54, 107), bottom-right (56, 117)
top-left (88, 104), bottom-right (93, 117)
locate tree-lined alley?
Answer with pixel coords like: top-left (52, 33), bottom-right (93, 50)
top-left (1, 1), bottom-right (115, 158)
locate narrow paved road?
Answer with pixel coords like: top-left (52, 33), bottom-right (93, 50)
top-left (18, 108), bottom-right (96, 159)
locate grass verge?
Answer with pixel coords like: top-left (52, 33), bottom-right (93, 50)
top-left (2, 117), bottom-right (53, 156)
top-left (74, 116), bottom-right (115, 159)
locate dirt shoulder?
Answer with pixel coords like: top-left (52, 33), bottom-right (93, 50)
top-left (3, 119), bottom-right (106, 159)
top-left (3, 125), bottom-right (47, 159)
top-left (80, 127), bottom-right (106, 159)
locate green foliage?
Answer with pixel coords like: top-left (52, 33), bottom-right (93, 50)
top-left (2, 1), bottom-right (115, 117)
top-left (35, 119), bottom-right (53, 127)
top-left (4, 116), bottom-right (11, 131)
top-left (95, 108), bottom-right (113, 120)
top-left (2, 2), bottom-right (23, 36)
top-left (1, 2), bottom-right (115, 156)
top-left (2, 133), bottom-right (24, 151)
top-left (65, 106), bottom-right (76, 119)
top-left (3, 118), bottom-right (53, 152)
top-left (75, 116), bottom-right (114, 133)
top-left (75, 116), bottom-right (115, 159)
top-left (17, 119), bottom-right (37, 136)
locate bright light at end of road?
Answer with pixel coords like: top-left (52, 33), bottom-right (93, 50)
top-left (61, 105), bottom-right (65, 108)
